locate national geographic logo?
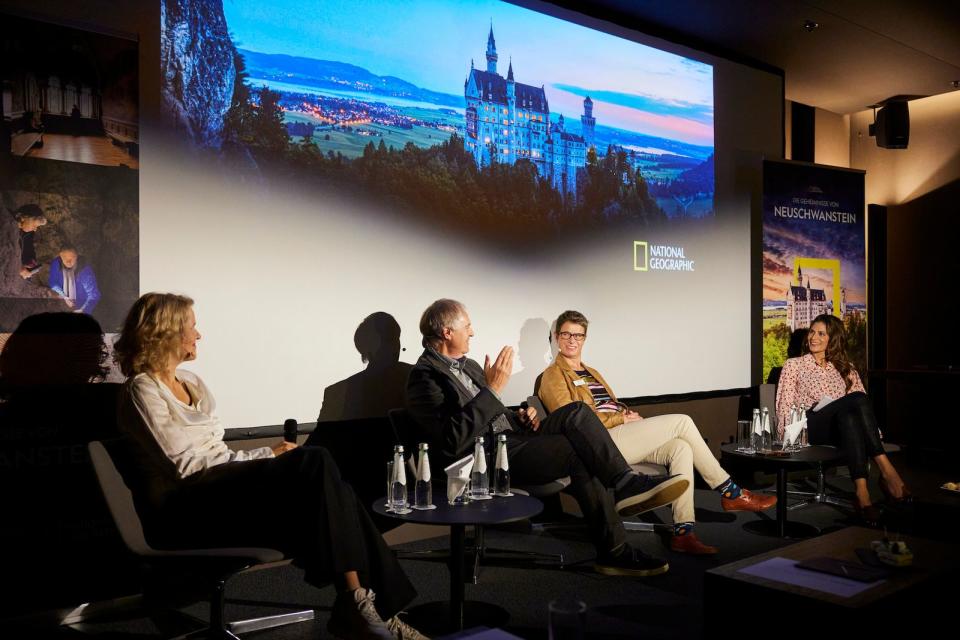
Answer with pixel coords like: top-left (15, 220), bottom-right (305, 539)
top-left (633, 241), bottom-right (695, 272)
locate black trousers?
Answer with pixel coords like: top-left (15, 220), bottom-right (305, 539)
top-left (506, 401), bottom-right (630, 554)
top-left (146, 446), bottom-right (416, 619)
top-left (806, 392), bottom-right (884, 480)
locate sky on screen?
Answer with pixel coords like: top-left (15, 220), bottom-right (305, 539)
top-left (223, 0), bottom-right (714, 145)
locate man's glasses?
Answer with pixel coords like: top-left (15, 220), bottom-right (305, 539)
top-left (558, 331), bottom-right (586, 342)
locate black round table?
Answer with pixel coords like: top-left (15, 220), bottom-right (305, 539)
top-left (373, 494), bottom-right (542, 633)
top-left (719, 443), bottom-right (844, 539)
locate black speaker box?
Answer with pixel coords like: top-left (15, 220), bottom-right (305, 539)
top-left (873, 101), bottom-right (909, 149)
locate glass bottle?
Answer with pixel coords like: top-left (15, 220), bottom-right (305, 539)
top-left (470, 435), bottom-right (490, 499)
top-left (494, 434), bottom-right (511, 496)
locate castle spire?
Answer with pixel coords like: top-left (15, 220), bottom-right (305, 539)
top-left (507, 57), bottom-right (514, 81)
top-left (486, 21), bottom-right (498, 73)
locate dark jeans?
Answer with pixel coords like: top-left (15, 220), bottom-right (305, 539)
top-left (806, 392), bottom-right (884, 480)
top-left (506, 401), bottom-right (630, 554)
top-left (147, 446), bottom-right (416, 619)
top-left (20, 230), bottom-right (36, 266)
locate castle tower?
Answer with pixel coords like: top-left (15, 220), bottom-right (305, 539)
top-left (581, 95), bottom-right (595, 150)
top-left (486, 24), bottom-right (498, 74)
top-left (506, 59), bottom-right (515, 103)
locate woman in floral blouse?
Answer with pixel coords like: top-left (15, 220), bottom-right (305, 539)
top-left (776, 314), bottom-right (909, 524)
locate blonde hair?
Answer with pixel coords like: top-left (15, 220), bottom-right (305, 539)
top-left (114, 293), bottom-right (194, 377)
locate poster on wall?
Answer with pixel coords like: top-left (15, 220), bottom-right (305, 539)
top-left (761, 159), bottom-right (866, 382)
top-left (1, 14), bottom-right (138, 368)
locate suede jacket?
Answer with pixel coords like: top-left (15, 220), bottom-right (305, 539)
top-left (538, 355), bottom-right (624, 429)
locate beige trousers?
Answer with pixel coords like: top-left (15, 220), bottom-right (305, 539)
top-left (606, 414), bottom-right (729, 524)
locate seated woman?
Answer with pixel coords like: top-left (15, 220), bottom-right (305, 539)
top-left (113, 293), bottom-right (425, 640)
top-left (538, 310), bottom-right (775, 555)
top-left (775, 314), bottom-right (908, 525)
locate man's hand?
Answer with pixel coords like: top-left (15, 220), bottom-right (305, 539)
top-left (518, 405), bottom-right (540, 431)
top-left (271, 440), bottom-right (299, 456)
top-left (483, 346), bottom-right (514, 393)
top-left (623, 410), bottom-right (643, 423)
top-left (63, 297), bottom-right (75, 308)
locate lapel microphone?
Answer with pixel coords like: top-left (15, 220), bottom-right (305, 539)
top-left (283, 418), bottom-right (299, 444)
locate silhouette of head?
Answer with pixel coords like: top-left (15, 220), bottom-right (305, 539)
top-left (14, 204), bottom-right (48, 232)
top-left (787, 328), bottom-right (807, 358)
top-left (0, 312), bottom-right (108, 391)
top-left (516, 318), bottom-right (549, 368)
top-left (354, 312), bottom-right (402, 366)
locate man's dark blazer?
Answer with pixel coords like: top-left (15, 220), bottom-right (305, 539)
top-left (406, 348), bottom-right (521, 468)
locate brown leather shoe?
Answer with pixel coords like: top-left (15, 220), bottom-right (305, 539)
top-left (669, 532), bottom-right (719, 555)
top-left (721, 488), bottom-right (777, 512)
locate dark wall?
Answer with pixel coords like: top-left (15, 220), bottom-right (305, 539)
top-left (877, 179), bottom-right (960, 451)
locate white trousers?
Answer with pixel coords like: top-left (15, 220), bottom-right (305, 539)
top-left (606, 414), bottom-right (730, 524)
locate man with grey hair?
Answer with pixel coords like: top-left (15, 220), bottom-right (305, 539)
top-left (406, 299), bottom-right (688, 577)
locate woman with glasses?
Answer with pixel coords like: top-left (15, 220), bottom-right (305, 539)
top-left (538, 310), bottom-right (775, 554)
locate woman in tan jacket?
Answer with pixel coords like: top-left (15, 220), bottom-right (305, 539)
top-left (538, 310), bottom-right (775, 554)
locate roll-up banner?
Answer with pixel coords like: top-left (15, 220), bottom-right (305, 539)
top-left (762, 159), bottom-right (866, 382)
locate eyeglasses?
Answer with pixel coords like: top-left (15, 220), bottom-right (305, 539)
top-left (558, 331), bottom-right (586, 342)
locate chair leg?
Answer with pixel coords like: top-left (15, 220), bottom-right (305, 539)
top-left (786, 465), bottom-right (851, 511)
top-left (473, 524), bottom-right (565, 569)
top-left (174, 577), bottom-right (314, 639)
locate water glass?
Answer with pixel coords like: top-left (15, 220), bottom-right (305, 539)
top-left (385, 461), bottom-right (394, 508)
top-left (736, 420), bottom-right (754, 453)
top-left (548, 597), bottom-right (586, 640)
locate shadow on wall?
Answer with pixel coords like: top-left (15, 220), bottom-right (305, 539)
top-left (0, 312), bottom-right (137, 616)
top-left (766, 328), bottom-right (807, 385)
top-left (502, 317), bottom-right (552, 402)
top-left (317, 311), bottom-right (412, 421)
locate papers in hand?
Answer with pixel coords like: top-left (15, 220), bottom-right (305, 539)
top-left (783, 419), bottom-right (805, 447)
top-left (812, 395), bottom-right (835, 412)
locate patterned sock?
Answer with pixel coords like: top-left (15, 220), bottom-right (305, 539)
top-left (717, 477), bottom-right (742, 499)
top-left (673, 522), bottom-right (694, 536)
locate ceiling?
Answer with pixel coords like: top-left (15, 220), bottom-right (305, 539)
top-left (554, 0), bottom-right (960, 115)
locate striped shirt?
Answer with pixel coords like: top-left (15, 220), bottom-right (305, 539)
top-left (575, 370), bottom-right (620, 413)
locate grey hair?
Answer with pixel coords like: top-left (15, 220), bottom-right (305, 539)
top-left (419, 299), bottom-right (466, 349)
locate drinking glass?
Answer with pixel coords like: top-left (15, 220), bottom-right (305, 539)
top-left (385, 461), bottom-right (394, 509)
top-left (548, 597), bottom-right (586, 640)
top-left (736, 420), bottom-right (754, 453)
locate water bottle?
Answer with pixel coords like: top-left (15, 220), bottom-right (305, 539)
top-left (470, 436), bottom-right (490, 499)
top-left (494, 434), bottom-right (511, 497)
top-left (391, 445), bottom-right (410, 513)
top-left (413, 443), bottom-right (435, 510)
top-left (760, 407), bottom-right (772, 452)
top-left (750, 408), bottom-right (762, 452)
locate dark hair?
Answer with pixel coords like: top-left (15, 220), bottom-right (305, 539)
top-left (553, 310), bottom-right (589, 336)
top-left (14, 203), bottom-right (46, 223)
top-left (419, 299), bottom-right (465, 349)
top-left (0, 313), bottom-right (108, 390)
top-left (803, 314), bottom-right (855, 391)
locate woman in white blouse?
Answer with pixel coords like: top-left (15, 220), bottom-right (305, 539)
top-left (113, 293), bottom-right (425, 640)
top-left (775, 314), bottom-right (908, 524)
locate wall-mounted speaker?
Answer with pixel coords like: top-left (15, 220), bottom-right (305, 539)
top-left (868, 101), bottom-right (909, 149)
